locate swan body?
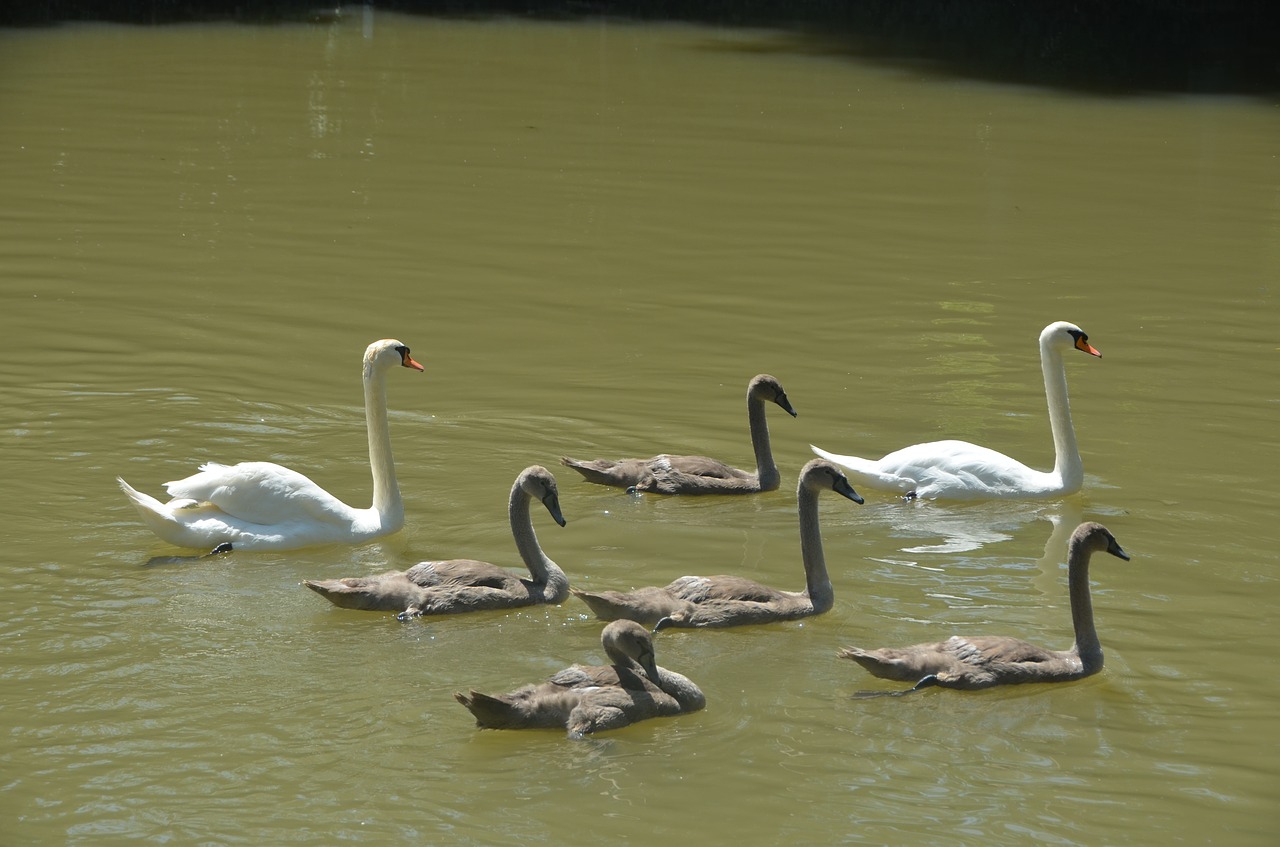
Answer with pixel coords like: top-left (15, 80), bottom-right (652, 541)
top-left (840, 522), bottom-right (1129, 692)
top-left (118, 339), bottom-right (423, 552)
top-left (303, 466), bottom-right (569, 619)
top-left (454, 620), bottom-right (705, 737)
top-left (561, 374), bottom-right (796, 494)
top-left (811, 321), bottom-right (1101, 500)
top-left (572, 459), bottom-right (863, 629)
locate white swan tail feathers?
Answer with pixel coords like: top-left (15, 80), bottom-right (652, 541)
top-left (118, 475), bottom-right (206, 519)
top-left (118, 476), bottom-right (172, 522)
top-left (118, 476), bottom-right (158, 507)
top-left (808, 445), bottom-right (915, 493)
top-left (117, 476), bottom-right (215, 546)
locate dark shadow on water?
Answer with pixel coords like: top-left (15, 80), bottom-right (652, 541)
top-left (2, 1), bottom-right (1277, 97)
top-left (141, 543), bottom-right (234, 568)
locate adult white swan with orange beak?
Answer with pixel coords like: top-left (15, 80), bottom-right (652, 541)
top-left (811, 321), bottom-right (1102, 500)
top-left (118, 339), bottom-right (423, 552)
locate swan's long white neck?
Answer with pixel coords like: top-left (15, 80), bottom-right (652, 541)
top-left (509, 482), bottom-right (554, 585)
top-left (1067, 540), bottom-right (1102, 672)
top-left (364, 359), bottom-right (402, 524)
top-left (797, 483), bottom-right (833, 614)
top-left (748, 392), bottom-right (779, 490)
top-left (1041, 333), bottom-right (1083, 491)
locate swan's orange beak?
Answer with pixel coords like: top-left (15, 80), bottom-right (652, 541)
top-left (1075, 337), bottom-right (1102, 358)
top-left (402, 353), bottom-right (425, 371)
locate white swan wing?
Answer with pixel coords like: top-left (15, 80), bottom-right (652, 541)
top-left (813, 441), bottom-right (1057, 499)
top-left (164, 461), bottom-right (354, 525)
top-left (875, 441), bottom-right (1055, 499)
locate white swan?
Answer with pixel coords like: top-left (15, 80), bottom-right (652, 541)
top-left (118, 339), bottom-right (423, 552)
top-left (811, 321), bottom-right (1101, 500)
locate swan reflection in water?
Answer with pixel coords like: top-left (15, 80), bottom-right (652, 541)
top-left (876, 497), bottom-right (1085, 557)
top-left (850, 496), bottom-right (1093, 603)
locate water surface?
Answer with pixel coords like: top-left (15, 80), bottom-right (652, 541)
top-left (2, 14), bottom-right (1277, 846)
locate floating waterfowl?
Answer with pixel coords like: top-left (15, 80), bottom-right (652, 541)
top-left (572, 459), bottom-right (862, 629)
top-left (562, 373), bottom-right (796, 494)
top-left (812, 321), bottom-right (1101, 500)
top-left (118, 339), bottom-right (423, 552)
top-left (303, 466), bottom-right (568, 619)
top-left (454, 620), bottom-right (705, 737)
top-left (840, 522), bottom-right (1129, 693)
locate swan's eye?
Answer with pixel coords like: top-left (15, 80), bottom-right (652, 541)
top-left (1066, 329), bottom-right (1084, 342)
